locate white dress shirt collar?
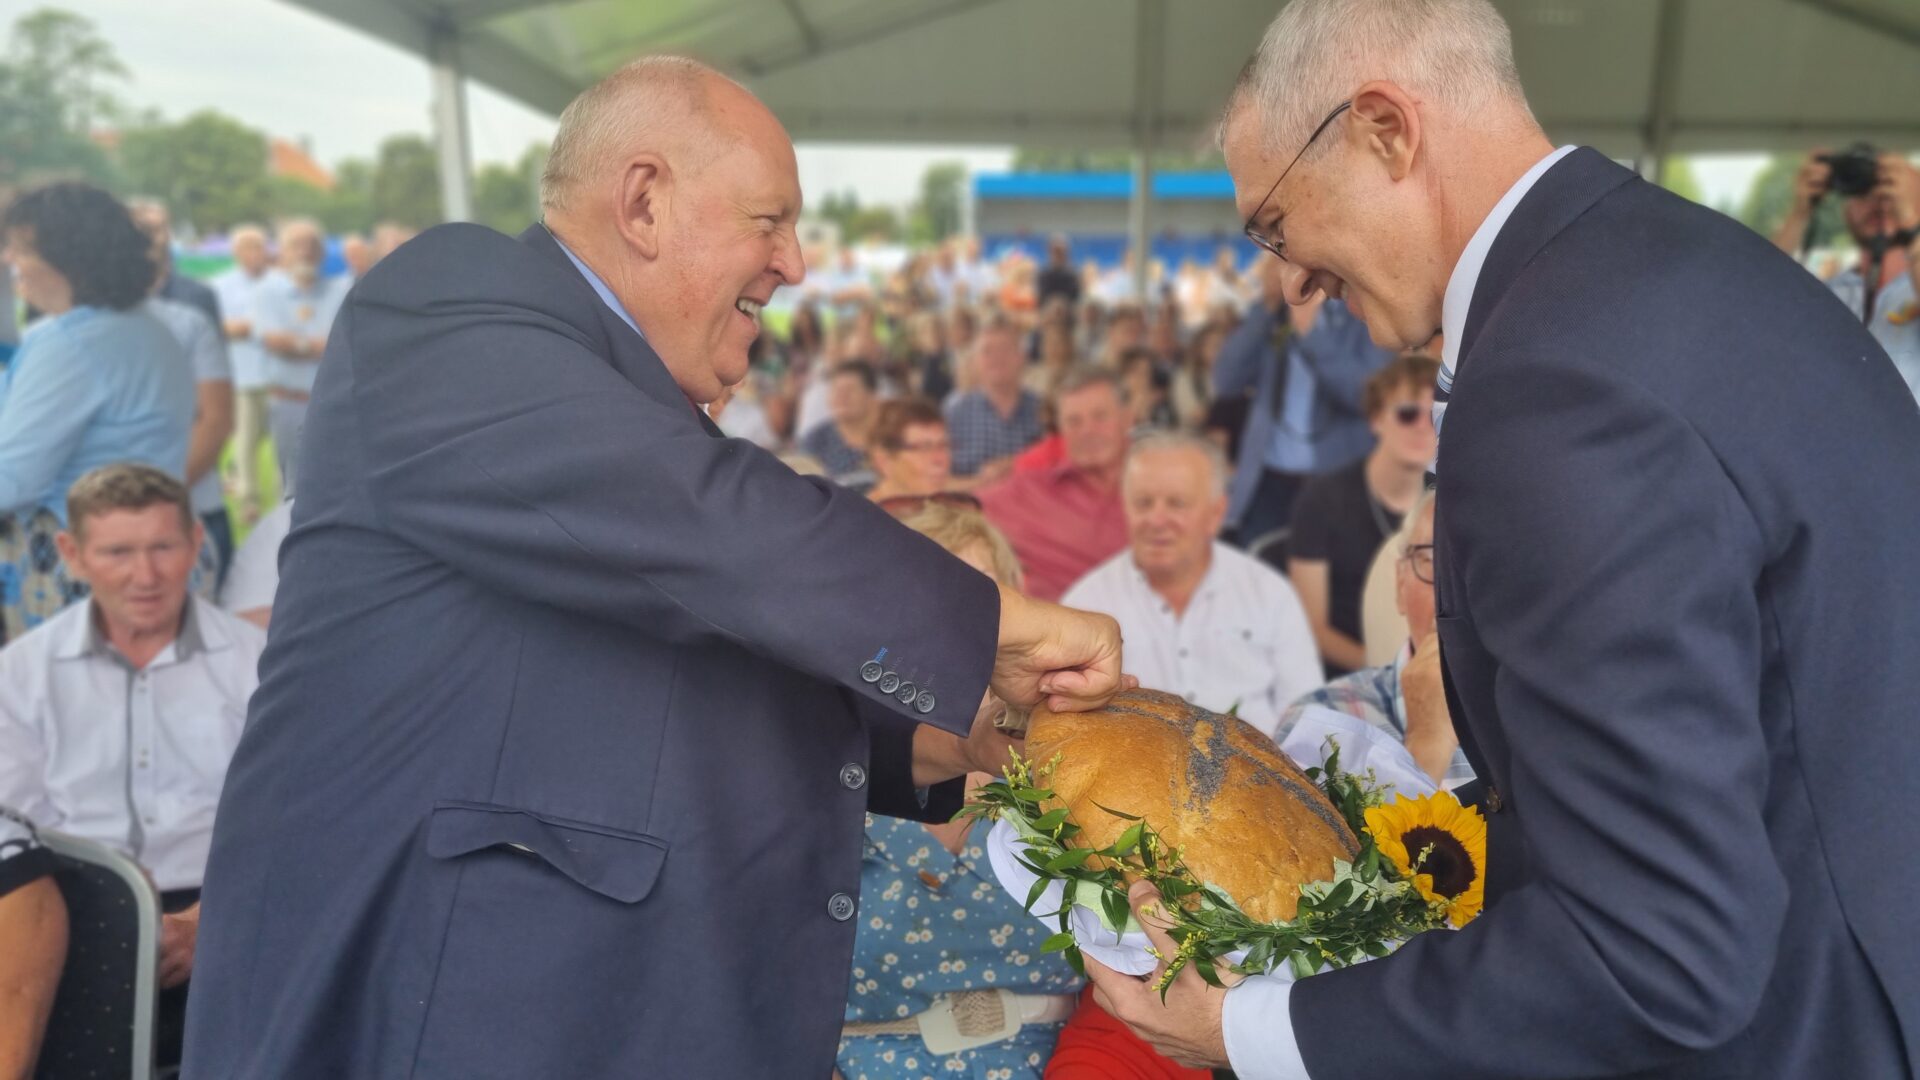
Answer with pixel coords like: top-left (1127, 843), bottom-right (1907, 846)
top-left (1439, 145), bottom-right (1577, 386)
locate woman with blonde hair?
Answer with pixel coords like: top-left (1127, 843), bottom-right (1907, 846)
top-left (834, 504), bottom-right (1081, 1080)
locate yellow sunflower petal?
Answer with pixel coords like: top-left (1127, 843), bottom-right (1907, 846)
top-left (1363, 791), bottom-right (1488, 927)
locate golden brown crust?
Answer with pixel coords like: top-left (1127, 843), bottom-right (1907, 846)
top-left (1026, 689), bottom-right (1357, 922)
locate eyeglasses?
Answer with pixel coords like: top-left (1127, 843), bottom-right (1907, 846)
top-left (877, 491), bottom-right (982, 518)
top-left (1401, 542), bottom-right (1435, 585)
top-left (890, 438), bottom-right (952, 454)
top-left (1243, 100), bottom-right (1353, 262)
top-left (1391, 402), bottom-right (1428, 427)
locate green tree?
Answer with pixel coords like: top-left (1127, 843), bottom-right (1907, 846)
top-left (1658, 157), bottom-right (1703, 205)
top-left (118, 110), bottom-right (269, 232)
top-left (1741, 152), bottom-right (1848, 253)
top-left (371, 135), bottom-right (442, 228)
top-left (473, 162), bottom-right (533, 233)
top-left (0, 7), bottom-right (125, 185)
top-left (263, 174), bottom-right (332, 222)
top-left (316, 157), bottom-right (377, 234)
top-left (914, 161), bottom-right (966, 244)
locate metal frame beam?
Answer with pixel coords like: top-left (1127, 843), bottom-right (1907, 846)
top-left (737, 0), bottom-right (1007, 78)
top-left (1641, 0), bottom-right (1686, 183)
top-left (1789, 0), bottom-right (1920, 49)
top-left (1128, 0), bottom-right (1165, 301)
top-left (430, 21), bottom-right (476, 222)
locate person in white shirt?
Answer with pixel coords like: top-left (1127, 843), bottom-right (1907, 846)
top-left (1062, 431), bottom-right (1321, 741)
top-left (209, 225), bottom-right (277, 523)
top-left (0, 464), bottom-right (265, 1068)
top-left (219, 498), bottom-right (293, 629)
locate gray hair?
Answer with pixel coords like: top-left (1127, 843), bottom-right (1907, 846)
top-left (1124, 430), bottom-right (1231, 497)
top-left (1053, 364), bottom-right (1125, 405)
top-left (540, 55), bottom-right (742, 214)
top-left (1227, 0), bottom-right (1533, 156)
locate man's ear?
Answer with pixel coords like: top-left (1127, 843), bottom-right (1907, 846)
top-left (54, 531), bottom-right (85, 584)
top-left (614, 154), bottom-right (670, 261)
top-left (1348, 80), bottom-right (1422, 183)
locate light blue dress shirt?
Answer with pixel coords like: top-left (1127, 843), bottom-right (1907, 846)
top-left (255, 273), bottom-right (348, 395)
top-left (0, 305), bottom-right (196, 520)
top-left (547, 227), bottom-right (646, 341)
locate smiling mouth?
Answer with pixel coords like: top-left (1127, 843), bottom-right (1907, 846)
top-left (734, 298), bottom-right (764, 319)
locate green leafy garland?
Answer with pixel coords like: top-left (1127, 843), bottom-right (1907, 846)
top-left (959, 743), bottom-right (1447, 995)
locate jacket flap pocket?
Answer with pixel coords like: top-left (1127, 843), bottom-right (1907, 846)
top-left (426, 801), bottom-right (668, 903)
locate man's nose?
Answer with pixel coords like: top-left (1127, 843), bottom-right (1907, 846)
top-left (1280, 262), bottom-right (1318, 305)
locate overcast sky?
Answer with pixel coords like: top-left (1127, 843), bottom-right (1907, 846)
top-left (46, 0), bottom-right (1762, 212)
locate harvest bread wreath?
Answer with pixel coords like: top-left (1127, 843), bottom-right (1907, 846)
top-left (964, 689), bottom-right (1485, 990)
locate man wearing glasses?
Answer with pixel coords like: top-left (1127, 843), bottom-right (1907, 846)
top-left (1083, 1), bottom-right (1920, 1078)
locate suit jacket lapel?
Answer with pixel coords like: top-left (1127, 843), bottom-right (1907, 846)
top-left (517, 224), bottom-right (724, 438)
top-left (1456, 148), bottom-right (1638, 367)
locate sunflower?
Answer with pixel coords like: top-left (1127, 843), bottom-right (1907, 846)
top-left (1364, 792), bottom-right (1487, 927)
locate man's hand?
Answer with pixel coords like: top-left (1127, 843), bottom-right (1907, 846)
top-left (992, 586), bottom-right (1128, 714)
top-left (1083, 880), bottom-right (1235, 1069)
top-left (1791, 150), bottom-right (1832, 215)
top-left (159, 903), bottom-right (199, 989)
top-left (1875, 153), bottom-right (1920, 233)
top-left (1401, 631), bottom-right (1461, 785)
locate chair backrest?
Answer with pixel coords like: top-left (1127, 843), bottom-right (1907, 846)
top-left (1247, 527), bottom-right (1290, 573)
top-left (1361, 539), bottom-right (1410, 669)
top-left (34, 832), bottom-right (158, 1080)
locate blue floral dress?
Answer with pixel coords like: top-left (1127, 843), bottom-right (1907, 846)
top-left (839, 813), bottom-right (1083, 1079)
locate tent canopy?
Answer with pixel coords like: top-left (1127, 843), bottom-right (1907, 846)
top-left (284, 0), bottom-right (1920, 155)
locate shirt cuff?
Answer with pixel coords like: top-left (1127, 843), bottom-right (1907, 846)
top-left (1223, 974), bottom-right (1313, 1080)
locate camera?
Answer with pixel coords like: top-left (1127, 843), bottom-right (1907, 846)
top-left (1819, 143), bottom-right (1881, 199)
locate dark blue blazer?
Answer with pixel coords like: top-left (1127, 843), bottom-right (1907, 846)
top-left (1292, 149), bottom-right (1920, 1078)
top-left (181, 224), bottom-right (999, 1078)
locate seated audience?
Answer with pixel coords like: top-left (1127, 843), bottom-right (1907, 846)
top-left (0, 464), bottom-right (266, 1068)
top-left (1278, 492), bottom-right (1472, 788)
top-left (1288, 355), bottom-right (1439, 676)
top-left (801, 360), bottom-right (882, 484)
top-left (220, 498), bottom-right (294, 630)
top-left (838, 503), bottom-right (1081, 1080)
top-left (977, 367), bottom-right (1131, 601)
top-left (0, 806), bottom-right (64, 1080)
top-left (865, 398), bottom-right (956, 505)
top-left (945, 315), bottom-right (1045, 480)
top-left (1062, 433), bottom-right (1319, 740)
top-left (904, 311), bottom-right (953, 403)
top-left (0, 183), bottom-right (196, 640)
top-left (1118, 347), bottom-right (1177, 431)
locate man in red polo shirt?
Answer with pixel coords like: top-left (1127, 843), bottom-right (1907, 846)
top-left (978, 366), bottom-right (1131, 601)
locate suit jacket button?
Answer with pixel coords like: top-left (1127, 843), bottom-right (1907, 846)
top-left (828, 892), bottom-right (856, 921)
top-left (894, 680), bottom-right (917, 704)
top-left (840, 763), bottom-right (867, 790)
top-left (914, 691), bottom-right (936, 714)
top-left (860, 661), bottom-right (884, 683)
top-left (878, 672), bottom-right (901, 694)
top-left (1486, 785), bottom-right (1504, 814)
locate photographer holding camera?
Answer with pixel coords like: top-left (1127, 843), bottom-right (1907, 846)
top-left (1774, 144), bottom-right (1920, 401)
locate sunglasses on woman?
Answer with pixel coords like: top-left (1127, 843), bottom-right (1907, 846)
top-left (1391, 402), bottom-right (1430, 427)
top-left (877, 492), bottom-right (982, 518)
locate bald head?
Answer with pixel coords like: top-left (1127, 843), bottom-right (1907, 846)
top-left (537, 54), bottom-right (804, 406)
top-left (542, 56), bottom-right (753, 215)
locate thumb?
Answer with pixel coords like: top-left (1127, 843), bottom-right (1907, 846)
top-left (1127, 880), bottom-right (1180, 976)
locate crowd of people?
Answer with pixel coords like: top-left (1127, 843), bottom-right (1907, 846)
top-left (0, 127), bottom-right (1915, 1076)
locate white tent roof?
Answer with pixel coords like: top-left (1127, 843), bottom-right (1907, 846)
top-left (284, 0), bottom-right (1920, 156)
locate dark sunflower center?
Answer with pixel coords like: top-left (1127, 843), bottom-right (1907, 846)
top-left (1403, 825), bottom-right (1476, 898)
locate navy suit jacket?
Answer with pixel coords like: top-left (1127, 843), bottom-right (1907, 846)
top-left (1291, 149), bottom-right (1920, 1077)
top-left (181, 224), bottom-right (999, 1078)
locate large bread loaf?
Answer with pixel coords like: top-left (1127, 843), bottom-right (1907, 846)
top-left (1025, 689), bottom-right (1357, 922)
